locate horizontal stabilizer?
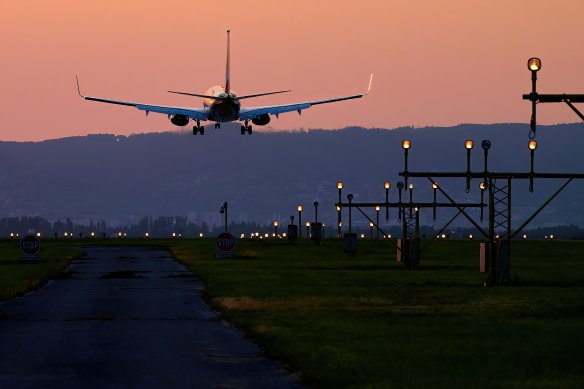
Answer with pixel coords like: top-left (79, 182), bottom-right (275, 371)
top-left (167, 90), bottom-right (225, 100)
top-left (237, 90), bottom-right (292, 100)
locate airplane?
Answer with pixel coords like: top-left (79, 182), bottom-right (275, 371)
top-left (77, 30), bottom-right (372, 135)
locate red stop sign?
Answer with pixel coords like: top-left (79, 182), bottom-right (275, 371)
top-left (216, 232), bottom-right (236, 253)
top-left (20, 235), bottom-right (41, 256)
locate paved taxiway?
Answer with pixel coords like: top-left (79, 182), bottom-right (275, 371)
top-left (0, 246), bottom-right (298, 388)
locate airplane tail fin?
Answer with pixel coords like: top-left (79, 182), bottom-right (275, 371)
top-left (225, 29), bottom-right (231, 94)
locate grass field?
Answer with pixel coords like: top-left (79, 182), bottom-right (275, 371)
top-left (168, 238), bottom-right (584, 388)
top-left (0, 239), bottom-right (83, 301)
top-left (1, 237), bottom-right (582, 387)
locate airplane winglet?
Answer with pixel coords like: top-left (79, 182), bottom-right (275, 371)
top-left (76, 75), bottom-right (85, 98)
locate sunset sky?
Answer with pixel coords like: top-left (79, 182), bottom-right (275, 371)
top-left (1, 0), bottom-right (583, 141)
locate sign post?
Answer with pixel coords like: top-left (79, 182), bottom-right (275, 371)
top-left (216, 232), bottom-right (236, 258)
top-left (19, 235), bottom-right (41, 262)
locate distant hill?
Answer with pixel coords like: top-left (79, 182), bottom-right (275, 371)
top-left (1, 123), bottom-right (583, 229)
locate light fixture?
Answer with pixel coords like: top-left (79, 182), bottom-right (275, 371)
top-left (408, 183), bottom-right (414, 190)
top-left (402, 139), bottom-right (411, 149)
top-left (527, 57), bottom-right (541, 72)
top-left (337, 181), bottom-right (344, 189)
top-left (528, 140), bottom-right (538, 150)
top-left (465, 140), bottom-right (474, 149)
top-left (297, 205), bottom-right (303, 212)
top-left (384, 181), bottom-right (391, 189)
top-left (432, 182), bottom-right (438, 189)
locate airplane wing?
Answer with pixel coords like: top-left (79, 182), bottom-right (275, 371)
top-left (77, 78), bottom-right (208, 121)
top-left (239, 74), bottom-right (373, 121)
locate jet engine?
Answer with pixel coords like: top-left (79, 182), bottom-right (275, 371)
top-left (170, 114), bottom-right (189, 126)
top-left (251, 114), bottom-right (270, 126)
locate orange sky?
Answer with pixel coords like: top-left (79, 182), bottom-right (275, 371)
top-left (1, 0), bottom-right (583, 141)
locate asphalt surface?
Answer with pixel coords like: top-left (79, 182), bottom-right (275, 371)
top-left (0, 246), bottom-right (299, 388)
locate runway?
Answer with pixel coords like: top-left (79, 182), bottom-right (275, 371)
top-left (0, 246), bottom-right (298, 388)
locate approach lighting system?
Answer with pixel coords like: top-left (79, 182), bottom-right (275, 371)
top-left (528, 57), bottom-right (541, 72)
top-left (528, 140), bottom-right (538, 150)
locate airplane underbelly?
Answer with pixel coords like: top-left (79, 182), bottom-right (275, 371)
top-left (209, 101), bottom-right (240, 122)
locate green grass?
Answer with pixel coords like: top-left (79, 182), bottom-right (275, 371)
top-left (0, 239), bottom-right (83, 301)
top-left (1, 237), bottom-right (582, 387)
top-left (165, 238), bottom-right (584, 388)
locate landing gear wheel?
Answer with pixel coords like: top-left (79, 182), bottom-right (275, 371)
top-left (247, 125), bottom-right (253, 135)
top-left (241, 125), bottom-right (246, 135)
top-left (215, 122), bottom-right (221, 129)
top-left (193, 126), bottom-right (198, 135)
top-left (200, 126), bottom-right (205, 135)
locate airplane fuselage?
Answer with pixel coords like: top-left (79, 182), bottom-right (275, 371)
top-left (203, 85), bottom-right (240, 122)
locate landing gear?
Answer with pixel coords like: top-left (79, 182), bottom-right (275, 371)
top-left (193, 120), bottom-right (204, 135)
top-left (240, 121), bottom-right (252, 135)
top-left (214, 122), bottom-right (221, 129)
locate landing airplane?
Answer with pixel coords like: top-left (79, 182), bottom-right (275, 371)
top-left (77, 30), bottom-right (372, 135)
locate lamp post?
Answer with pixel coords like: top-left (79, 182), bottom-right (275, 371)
top-left (397, 181), bottom-right (404, 221)
top-left (402, 140), bottom-right (411, 188)
top-left (528, 140), bottom-right (537, 192)
top-left (337, 181), bottom-right (343, 205)
top-left (336, 205), bottom-right (342, 239)
top-left (369, 221), bottom-right (374, 239)
top-left (297, 205), bottom-right (303, 238)
top-left (375, 205), bottom-right (381, 240)
top-left (305, 221), bottom-right (310, 239)
top-left (314, 201), bottom-right (319, 224)
top-left (479, 181), bottom-right (487, 222)
top-left (274, 221), bottom-right (279, 237)
top-left (220, 202), bottom-right (228, 232)
top-left (432, 181), bottom-right (438, 221)
top-left (527, 57), bottom-right (541, 138)
top-left (482, 140), bottom-right (491, 175)
top-left (347, 194), bottom-right (353, 236)
top-left (384, 181), bottom-right (391, 220)
top-left (465, 140), bottom-right (474, 192)
top-left (408, 183), bottom-right (414, 218)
